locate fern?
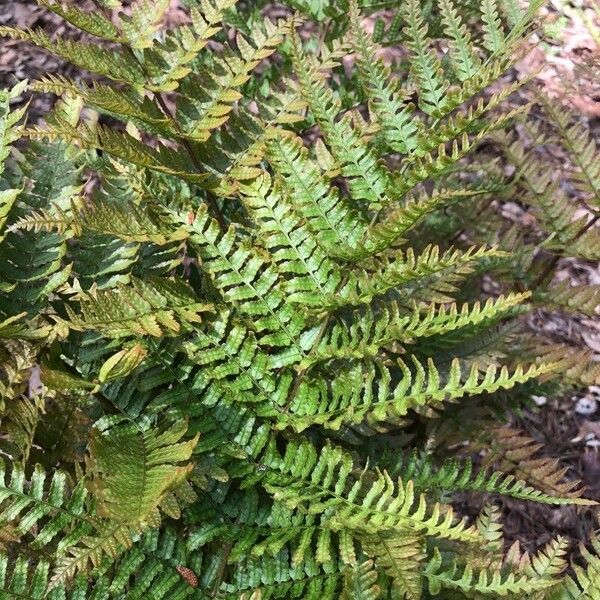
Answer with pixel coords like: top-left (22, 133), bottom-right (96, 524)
top-left (0, 0), bottom-right (597, 598)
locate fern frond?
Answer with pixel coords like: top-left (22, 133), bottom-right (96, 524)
top-left (0, 27), bottom-right (145, 86)
top-left (391, 451), bottom-right (596, 506)
top-left (31, 75), bottom-right (175, 140)
top-left (182, 205), bottom-right (308, 354)
top-left (550, 539), bottom-right (600, 600)
top-left (480, 0), bottom-right (506, 53)
top-left (541, 97), bottom-right (600, 206)
top-left (341, 559), bottom-right (381, 600)
top-left (265, 441), bottom-right (480, 542)
top-left (240, 172), bottom-right (344, 306)
top-left (282, 358), bottom-right (553, 431)
top-left (267, 133), bottom-right (367, 256)
top-left (347, 188), bottom-right (484, 260)
top-left (424, 545), bottom-right (563, 596)
top-left (175, 17), bottom-right (293, 142)
top-left (74, 197), bottom-right (187, 245)
top-left (65, 277), bottom-right (212, 337)
top-left (0, 554), bottom-right (95, 599)
top-left (302, 292), bottom-right (529, 367)
top-left (480, 427), bottom-right (590, 501)
top-left (87, 417), bottom-right (198, 524)
top-left (439, 0), bottom-right (482, 81)
top-left (38, 0), bottom-right (122, 41)
top-left (348, 0), bottom-right (419, 155)
top-left (121, 0), bottom-right (170, 49)
top-left (0, 81), bottom-right (28, 178)
top-left (28, 119), bottom-right (214, 187)
top-left (402, 0), bottom-right (452, 116)
top-left (0, 395), bottom-right (43, 463)
top-left (362, 532), bottom-right (424, 600)
top-left (536, 279), bottom-right (600, 316)
top-left (324, 245), bottom-right (503, 310)
top-left (145, 0), bottom-right (239, 91)
top-left (290, 34), bottom-right (393, 206)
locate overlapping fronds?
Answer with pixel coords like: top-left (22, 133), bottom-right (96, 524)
top-left (0, 0), bottom-right (597, 598)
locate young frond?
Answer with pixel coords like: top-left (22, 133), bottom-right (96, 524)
top-left (65, 277), bottom-right (212, 337)
top-left (87, 417), bottom-right (198, 524)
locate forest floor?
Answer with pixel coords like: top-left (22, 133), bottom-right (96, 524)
top-left (1, 0), bottom-right (599, 554)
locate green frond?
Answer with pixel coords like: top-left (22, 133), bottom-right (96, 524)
top-left (282, 357), bottom-right (553, 431)
top-left (290, 34), bottom-right (393, 206)
top-left (392, 451), bottom-right (596, 506)
top-left (182, 205), bottom-right (308, 354)
top-left (323, 245), bottom-right (503, 310)
top-left (182, 309), bottom-right (292, 411)
top-left (70, 231), bottom-right (140, 288)
top-left (65, 277), bottom-right (212, 337)
top-left (439, 0), bottom-right (482, 81)
top-left (362, 532), bottom-right (424, 599)
top-left (344, 188), bottom-right (485, 260)
top-left (31, 75), bottom-right (175, 140)
top-left (480, 0), bottom-right (506, 53)
top-left (227, 550), bottom-right (342, 599)
top-left (87, 417), bottom-right (198, 524)
top-left (0, 395), bottom-right (44, 463)
top-left (0, 554), bottom-right (94, 599)
top-left (240, 172), bottom-right (344, 305)
top-left (341, 560), bottom-right (381, 600)
top-left (38, 0), bottom-right (122, 41)
top-left (0, 459), bottom-right (135, 585)
top-left (142, 0), bottom-right (239, 91)
top-left (0, 0), bottom-right (594, 597)
top-left (549, 539), bottom-right (600, 600)
top-left (264, 441), bottom-right (480, 542)
top-left (348, 0), bottom-right (419, 155)
top-left (27, 119), bottom-right (214, 187)
top-left (402, 0), bottom-right (452, 116)
top-left (50, 523), bottom-right (137, 586)
top-left (0, 189), bottom-right (20, 240)
top-left (267, 133), bottom-right (367, 256)
top-left (302, 292), bottom-right (529, 367)
top-left (0, 27), bottom-right (145, 86)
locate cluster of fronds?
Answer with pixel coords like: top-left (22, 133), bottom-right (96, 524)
top-left (0, 0), bottom-right (599, 598)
